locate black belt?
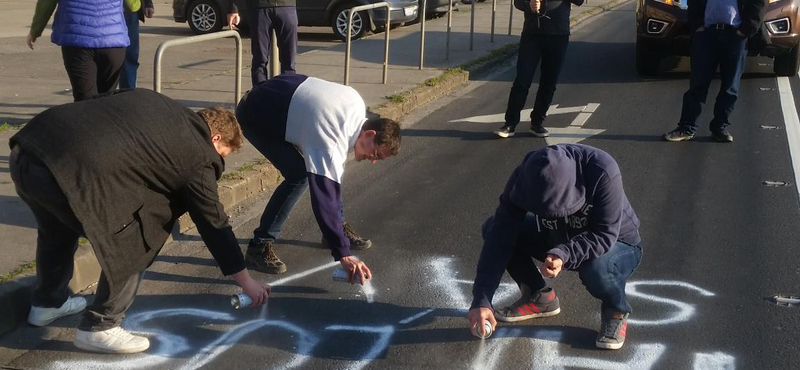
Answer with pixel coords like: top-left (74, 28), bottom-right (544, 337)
top-left (710, 23), bottom-right (735, 30)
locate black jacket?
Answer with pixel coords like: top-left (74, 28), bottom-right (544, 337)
top-left (687, 0), bottom-right (765, 37)
top-left (515, 0), bottom-right (584, 36)
top-left (10, 89), bottom-right (246, 290)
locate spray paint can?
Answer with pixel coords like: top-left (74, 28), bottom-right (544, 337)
top-left (332, 266), bottom-right (352, 282)
top-left (230, 292), bottom-right (253, 309)
top-left (471, 321), bottom-right (493, 339)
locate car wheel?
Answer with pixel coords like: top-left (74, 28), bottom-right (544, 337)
top-left (635, 41), bottom-right (660, 76)
top-left (188, 0), bottom-right (223, 34)
top-left (774, 44), bottom-right (800, 77)
top-left (332, 4), bottom-right (370, 41)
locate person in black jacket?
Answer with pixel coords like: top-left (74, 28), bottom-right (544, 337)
top-left (226, 0), bottom-right (298, 86)
top-left (663, 0), bottom-right (765, 143)
top-left (494, 0), bottom-right (584, 139)
top-left (9, 89), bottom-right (270, 354)
top-left (467, 144), bottom-right (643, 350)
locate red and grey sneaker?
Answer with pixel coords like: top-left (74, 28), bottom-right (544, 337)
top-left (596, 310), bottom-right (629, 350)
top-left (495, 287), bottom-right (561, 322)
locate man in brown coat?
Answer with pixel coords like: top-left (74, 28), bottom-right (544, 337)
top-left (9, 89), bottom-right (270, 354)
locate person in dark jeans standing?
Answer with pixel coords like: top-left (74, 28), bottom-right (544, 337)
top-left (495, 0), bottom-right (584, 138)
top-left (663, 0), bottom-right (765, 143)
top-left (468, 144), bottom-right (643, 350)
top-left (227, 0), bottom-right (298, 86)
top-left (27, 0), bottom-right (141, 101)
top-left (120, 0), bottom-right (155, 89)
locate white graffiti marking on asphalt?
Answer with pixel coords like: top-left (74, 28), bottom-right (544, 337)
top-left (324, 325), bottom-right (394, 370)
top-left (626, 280), bottom-right (716, 326)
top-left (693, 352), bottom-right (736, 370)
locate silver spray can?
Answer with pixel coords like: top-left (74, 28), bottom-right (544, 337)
top-left (471, 321), bottom-right (493, 339)
top-left (332, 266), bottom-right (352, 282)
top-left (230, 292), bottom-right (253, 309)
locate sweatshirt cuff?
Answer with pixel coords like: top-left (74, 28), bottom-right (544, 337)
top-left (546, 247), bottom-right (569, 266)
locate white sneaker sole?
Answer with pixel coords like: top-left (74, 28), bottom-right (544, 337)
top-left (495, 307), bottom-right (560, 322)
top-left (596, 340), bottom-right (624, 350)
top-left (494, 130), bottom-right (515, 138)
top-left (74, 337), bottom-right (150, 354)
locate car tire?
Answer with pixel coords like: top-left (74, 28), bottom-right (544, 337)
top-left (635, 42), bottom-right (660, 76)
top-left (188, 0), bottom-right (223, 35)
top-left (332, 4), bottom-right (370, 41)
top-left (774, 44), bottom-right (800, 77)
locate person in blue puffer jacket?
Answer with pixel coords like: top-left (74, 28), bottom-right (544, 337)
top-left (27, 0), bottom-right (142, 101)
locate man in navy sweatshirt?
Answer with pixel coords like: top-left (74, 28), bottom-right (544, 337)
top-left (468, 144), bottom-right (642, 350)
top-left (235, 74), bottom-right (401, 282)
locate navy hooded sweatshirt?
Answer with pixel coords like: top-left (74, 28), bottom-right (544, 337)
top-left (471, 144), bottom-right (641, 309)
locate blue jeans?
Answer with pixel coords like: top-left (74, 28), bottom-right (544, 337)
top-left (236, 103), bottom-right (308, 242)
top-left (483, 214), bottom-right (643, 313)
top-left (678, 27), bottom-right (747, 134)
top-left (249, 7), bottom-right (298, 86)
top-left (119, 12), bottom-right (140, 89)
top-left (504, 34), bottom-right (569, 128)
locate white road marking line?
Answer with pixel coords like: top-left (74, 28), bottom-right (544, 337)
top-left (776, 77), bottom-right (800, 206)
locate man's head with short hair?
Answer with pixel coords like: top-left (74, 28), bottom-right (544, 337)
top-left (354, 118), bottom-right (401, 163)
top-left (198, 107), bottom-right (243, 157)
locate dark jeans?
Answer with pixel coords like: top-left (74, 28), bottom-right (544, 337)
top-left (10, 146), bottom-right (143, 331)
top-left (235, 102), bottom-right (308, 243)
top-left (250, 7), bottom-right (298, 86)
top-left (61, 46), bottom-right (125, 101)
top-left (678, 26), bottom-right (747, 134)
top-left (119, 12), bottom-right (141, 89)
top-left (483, 215), bottom-right (642, 313)
top-left (504, 34), bottom-right (569, 129)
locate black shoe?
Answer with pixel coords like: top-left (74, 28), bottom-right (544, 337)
top-left (321, 222), bottom-right (373, 250)
top-left (529, 124), bottom-right (550, 138)
top-left (663, 128), bottom-right (694, 142)
top-left (495, 286), bottom-right (561, 322)
top-left (245, 239), bottom-right (287, 274)
top-left (493, 126), bottom-right (515, 138)
top-left (711, 130), bottom-right (733, 143)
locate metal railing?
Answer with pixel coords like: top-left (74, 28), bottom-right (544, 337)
top-left (419, 0), bottom-right (427, 69)
top-left (344, 2), bottom-right (391, 85)
top-left (153, 30), bottom-right (243, 105)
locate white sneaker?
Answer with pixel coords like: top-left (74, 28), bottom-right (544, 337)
top-left (28, 296), bottom-right (87, 327)
top-left (74, 327), bottom-right (150, 354)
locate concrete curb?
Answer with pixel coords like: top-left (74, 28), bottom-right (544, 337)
top-left (0, 0), bottom-right (631, 339)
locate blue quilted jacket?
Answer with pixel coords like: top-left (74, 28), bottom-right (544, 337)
top-left (52, 0), bottom-right (129, 48)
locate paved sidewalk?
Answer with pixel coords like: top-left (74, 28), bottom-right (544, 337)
top-left (0, 0), bottom-right (630, 337)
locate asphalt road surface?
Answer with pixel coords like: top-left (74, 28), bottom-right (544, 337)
top-left (2, 3), bottom-right (800, 369)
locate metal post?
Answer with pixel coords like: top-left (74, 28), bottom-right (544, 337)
top-left (446, 0), bottom-right (453, 60)
top-left (508, 0), bottom-right (514, 35)
top-left (344, 3), bottom-right (391, 85)
top-left (154, 30), bottom-right (242, 105)
top-left (269, 29), bottom-right (279, 78)
top-left (491, 0), bottom-right (497, 42)
top-left (419, 0), bottom-right (427, 70)
top-left (470, 0), bottom-right (475, 51)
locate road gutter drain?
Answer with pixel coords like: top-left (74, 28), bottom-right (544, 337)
top-left (766, 295), bottom-right (800, 307)
top-left (762, 181), bottom-right (791, 187)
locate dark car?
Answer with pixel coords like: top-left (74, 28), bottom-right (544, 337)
top-left (635, 0), bottom-right (800, 76)
top-left (173, 0), bottom-right (419, 40)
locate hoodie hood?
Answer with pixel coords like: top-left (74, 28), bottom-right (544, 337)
top-left (509, 146), bottom-right (585, 218)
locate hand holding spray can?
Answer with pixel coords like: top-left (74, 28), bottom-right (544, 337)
top-left (230, 292), bottom-right (253, 309)
top-left (333, 265), bottom-right (352, 283)
top-left (471, 321), bottom-right (493, 339)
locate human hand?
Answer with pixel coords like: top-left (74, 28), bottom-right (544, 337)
top-left (26, 34), bottom-right (36, 50)
top-left (227, 13), bottom-right (240, 29)
top-left (340, 256), bottom-right (372, 285)
top-left (539, 254), bottom-right (563, 278)
top-left (145, 7), bottom-right (154, 18)
top-left (232, 269), bottom-right (271, 306)
top-left (530, 0), bottom-right (541, 13)
top-left (467, 307), bottom-right (496, 337)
